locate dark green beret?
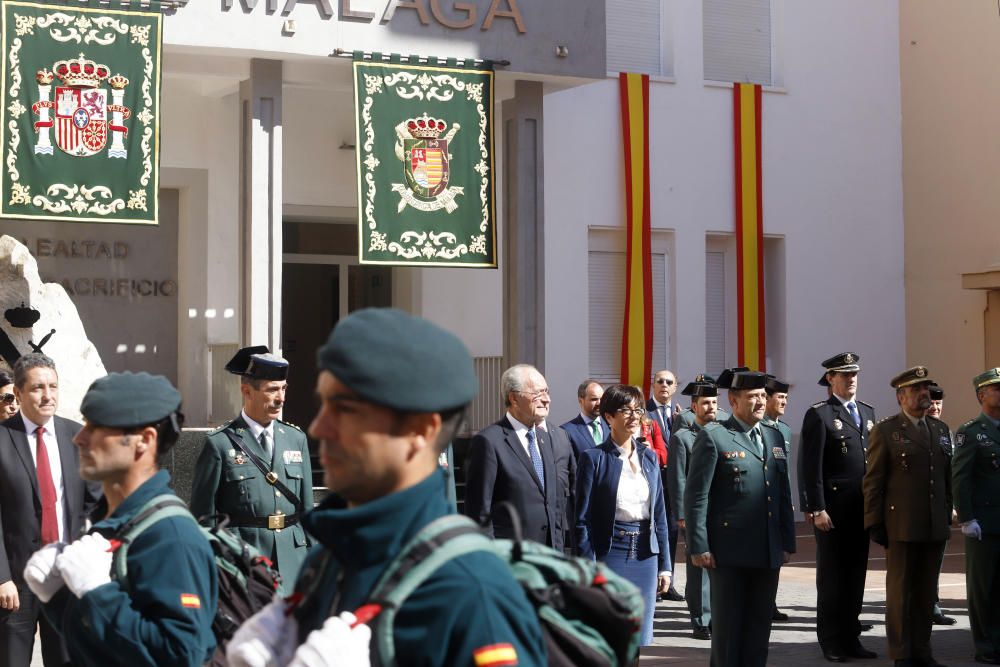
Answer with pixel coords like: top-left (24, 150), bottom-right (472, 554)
top-left (317, 308), bottom-right (477, 412)
top-left (81, 372), bottom-right (181, 428)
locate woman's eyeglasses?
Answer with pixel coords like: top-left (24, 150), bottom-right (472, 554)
top-left (615, 407), bottom-right (646, 418)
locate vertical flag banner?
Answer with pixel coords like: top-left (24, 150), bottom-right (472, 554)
top-left (733, 82), bottom-right (765, 371)
top-left (354, 55), bottom-right (496, 266)
top-left (618, 72), bottom-right (653, 396)
top-left (1, 0), bottom-right (162, 224)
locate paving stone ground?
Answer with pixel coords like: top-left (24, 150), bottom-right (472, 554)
top-left (641, 523), bottom-right (978, 666)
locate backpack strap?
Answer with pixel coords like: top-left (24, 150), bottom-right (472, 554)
top-left (365, 515), bottom-right (493, 667)
top-left (112, 494), bottom-right (198, 591)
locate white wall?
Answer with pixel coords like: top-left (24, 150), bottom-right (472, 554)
top-left (543, 0), bottom-right (905, 430)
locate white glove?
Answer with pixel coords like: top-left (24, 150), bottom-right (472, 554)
top-left (228, 599), bottom-right (298, 667)
top-left (962, 519), bottom-right (983, 540)
top-left (23, 542), bottom-right (66, 603)
top-left (55, 534), bottom-right (113, 598)
top-left (288, 612), bottom-right (371, 667)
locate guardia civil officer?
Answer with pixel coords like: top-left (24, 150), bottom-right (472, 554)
top-left (953, 368), bottom-right (1000, 664)
top-left (863, 366), bottom-right (952, 667)
top-left (762, 375), bottom-right (793, 622)
top-left (799, 352), bottom-right (878, 662)
top-left (226, 308), bottom-right (547, 667)
top-left (674, 368), bottom-right (738, 430)
top-left (667, 376), bottom-right (718, 640)
top-left (684, 371), bottom-right (795, 667)
top-left (24, 372), bottom-right (217, 666)
top-left (190, 347), bottom-right (313, 593)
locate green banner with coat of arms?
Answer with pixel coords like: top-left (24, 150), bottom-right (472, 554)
top-left (1, 0), bottom-right (161, 224)
top-left (354, 57), bottom-right (495, 266)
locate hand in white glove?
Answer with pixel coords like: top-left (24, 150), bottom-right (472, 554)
top-left (228, 598), bottom-right (298, 667)
top-left (288, 612), bottom-right (371, 667)
top-left (962, 519), bottom-right (983, 540)
top-left (55, 534), bottom-right (113, 598)
top-left (23, 542), bottom-right (66, 603)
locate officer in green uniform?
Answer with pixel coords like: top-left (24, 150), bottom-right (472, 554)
top-left (953, 368), bottom-right (1000, 664)
top-left (25, 372), bottom-right (217, 666)
top-left (226, 308), bottom-right (547, 667)
top-left (684, 371), bottom-right (796, 667)
top-left (675, 370), bottom-right (738, 430)
top-left (762, 375), bottom-right (793, 622)
top-left (191, 346), bottom-right (312, 594)
top-left (667, 376), bottom-right (718, 640)
top-left (863, 366), bottom-right (952, 667)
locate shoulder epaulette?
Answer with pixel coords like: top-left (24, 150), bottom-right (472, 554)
top-left (959, 419), bottom-right (977, 431)
top-left (277, 419), bottom-right (303, 432)
top-left (702, 421), bottom-right (723, 431)
top-left (811, 401), bottom-right (826, 409)
top-left (208, 419), bottom-right (235, 436)
top-left (876, 415), bottom-right (894, 425)
top-left (857, 400), bottom-right (874, 409)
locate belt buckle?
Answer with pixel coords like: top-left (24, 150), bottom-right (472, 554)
top-left (265, 472), bottom-right (279, 485)
top-left (267, 512), bottom-right (285, 530)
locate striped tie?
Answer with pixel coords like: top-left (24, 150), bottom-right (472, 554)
top-left (526, 429), bottom-right (545, 491)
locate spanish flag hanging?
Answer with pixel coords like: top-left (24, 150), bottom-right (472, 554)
top-left (733, 83), bottom-right (765, 371)
top-left (618, 72), bottom-right (653, 396)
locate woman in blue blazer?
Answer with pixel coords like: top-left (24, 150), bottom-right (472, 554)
top-left (575, 383), bottom-right (671, 645)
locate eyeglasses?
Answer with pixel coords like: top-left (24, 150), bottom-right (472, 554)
top-left (517, 388), bottom-right (550, 401)
top-left (0, 393), bottom-right (14, 405)
top-left (654, 378), bottom-right (675, 386)
top-left (616, 407), bottom-right (646, 418)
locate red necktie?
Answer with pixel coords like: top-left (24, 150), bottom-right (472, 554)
top-left (35, 427), bottom-right (59, 544)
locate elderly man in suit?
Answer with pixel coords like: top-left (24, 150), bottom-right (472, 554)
top-left (864, 366), bottom-right (952, 667)
top-left (561, 379), bottom-right (606, 457)
top-left (646, 369), bottom-right (685, 601)
top-left (0, 353), bottom-right (100, 667)
top-left (684, 371), bottom-right (796, 667)
top-left (464, 364), bottom-right (575, 551)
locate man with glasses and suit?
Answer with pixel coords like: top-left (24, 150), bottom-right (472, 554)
top-left (465, 364), bottom-right (575, 552)
top-left (0, 354), bottom-right (100, 667)
top-left (647, 369), bottom-right (684, 601)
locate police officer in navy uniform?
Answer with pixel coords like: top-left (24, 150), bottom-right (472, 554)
top-left (800, 352), bottom-right (878, 662)
top-left (952, 369), bottom-right (1000, 664)
top-left (226, 308), bottom-right (547, 667)
top-left (667, 376), bottom-right (718, 640)
top-left (24, 372), bottom-right (218, 666)
top-left (191, 347), bottom-right (313, 594)
top-left (863, 366), bottom-right (952, 667)
top-left (684, 371), bottom-right (796, 667)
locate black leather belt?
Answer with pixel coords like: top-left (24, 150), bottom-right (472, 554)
top-left (230, 512), bottom-right (300, 530)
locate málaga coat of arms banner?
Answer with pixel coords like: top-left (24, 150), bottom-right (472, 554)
top-left (1, 0), bottom-right (162, 224)
top-left (354, 55), bottom-right (496, 266)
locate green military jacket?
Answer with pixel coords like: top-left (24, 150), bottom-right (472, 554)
top-left (675, 408), bottom-right (730, 431)
top-left (684, 417), bottom-right (796, 570)
top-left (761, 416), bottom-right (793, 488)
top-left (953, 413), bottom-right (1000, 532)
top-left (667, 422), bottom-right (703, 522)
top-left (190, 414), bottom-right (313, 592)
top-left (862, 412), bottom-right (952, 542)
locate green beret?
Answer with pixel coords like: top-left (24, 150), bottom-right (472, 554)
top-left (890, 366), bottom-right (932, 389)
top-left (974, 368), bottom-right (1000, 390)
top-left (81, 372), bottom-right (181, 428)
top-left (317, 308), bottom-right (477, 412)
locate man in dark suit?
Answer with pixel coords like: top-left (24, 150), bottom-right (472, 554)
top-left (647, 368), bottom-right (684, 601)
top-left (0, 353), bottom-right (100, 667)
top-left (684, 371), bottom-right (796, 667)
top-left (800, 352), bottom-right (878, 662)
top-left (561, 379), bottom-right (606, 457)
top-left (863, 366), bottom-right (952, 667)
top-left (465, 364), bottom-right (573, 551)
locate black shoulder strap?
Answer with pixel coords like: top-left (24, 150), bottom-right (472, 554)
top-left (223, 430), bottom-right (303, 512)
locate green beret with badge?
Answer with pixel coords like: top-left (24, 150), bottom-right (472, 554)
top-left (317, 307), bottom-right (478, 413)
top-left (973, 368), bottom-right (1000, 390)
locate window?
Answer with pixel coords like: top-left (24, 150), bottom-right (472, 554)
top-left (705, 249), bottom-right (727, 375)
top-left (606, 0), bottom-right (663, 76)
top-left (588, 229), bottom-right (671, 385)
top-left (703, 0), bottom-right (772, 85)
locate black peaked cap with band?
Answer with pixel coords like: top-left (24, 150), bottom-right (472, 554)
top-left (225, 345), bottom-right (289, 381)
top-left (81, 371), bottom-right (182, 428)
top-left (765, 375), bottom-right (790, 395)
top-left (317, 307), bottom-right (478, 413)
top-left (818, 351), bottom-right (860, 386)
top-left (730, 371), bottom-right (768, 391)
top-left (681, 375), bottom-right (718, 398)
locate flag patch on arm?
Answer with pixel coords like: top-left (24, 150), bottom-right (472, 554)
top-left (473, 643), bottom-right (518, 666)
top-left (180, 594), bottom-right (201, 609)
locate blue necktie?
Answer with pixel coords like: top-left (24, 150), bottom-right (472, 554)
top-left (847, 402), bottom-right (861, 429)
top-left (526, 428), bottom-right (545, 491)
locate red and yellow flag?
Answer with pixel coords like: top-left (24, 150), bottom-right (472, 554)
top-left (733, 83), bottom-right (765, 371)
top-left (618, 72), bottom-right (653, 396)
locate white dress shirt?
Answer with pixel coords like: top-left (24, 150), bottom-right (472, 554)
top-left (614, 440), bottom-right (651, 521)
top-left (506, 412), bottom-right (539, 458)
top-left (241, 410), bottom-right (275, 461)
top-left (21, 414), bottom-right (67, 542)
